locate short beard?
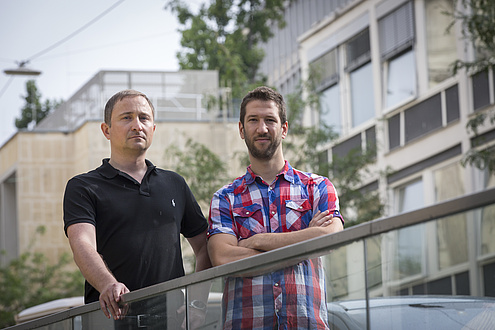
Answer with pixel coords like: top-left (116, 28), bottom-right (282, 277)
top-left (245, 135), bottom-right (281, 160)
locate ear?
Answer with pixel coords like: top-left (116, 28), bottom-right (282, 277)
top-left (239, 121), bottom-right (245, 140)
top-left (101, 122), bottom-right (110, 140)
top-left (281, 121), bottom-right (288, 140)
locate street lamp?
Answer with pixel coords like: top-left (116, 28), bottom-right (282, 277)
top-left (4, 61), bottom-right (41, 76)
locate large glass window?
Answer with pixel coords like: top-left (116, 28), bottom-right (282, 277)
top-left (350, 62), bottom-right (374, 127)
top-left (320, 84), bottom-right (342, 135)
top-left (397, 178), bottom-right (424, 213)
top-left (311, 48), bottom-right (342, 135)
top-left (346, 29), bottom-right (375, 128)
top-left (379, 1), bottom-right (416, 110)
top-left (481, 173), bottom-right (495, 255)
top-left (386, 50), bottom-right (416, 108)
top-left (434, 163), bottom-right (467, 271)
top-left (425, 0), bottom-right (457, 87)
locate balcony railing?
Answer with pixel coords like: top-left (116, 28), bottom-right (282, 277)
top-left (6, 186), bottom-right (495, 329)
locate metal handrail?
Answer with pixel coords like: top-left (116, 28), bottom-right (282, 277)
top-left (6, 186), bottom-right (495, 330)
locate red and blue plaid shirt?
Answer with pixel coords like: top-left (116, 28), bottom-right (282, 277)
top-left (208, 161), bottom-right (343, 329)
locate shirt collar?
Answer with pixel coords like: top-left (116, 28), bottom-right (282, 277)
top-left (245, 160), bottom-right (295, 185)
top-left (98, 158), bottom-right (157, 179)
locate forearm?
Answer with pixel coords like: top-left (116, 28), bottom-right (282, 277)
top-left (70, 240), bottom-right (118, 293)
top-left (194, 247), bottom-right (212, 272)
top-left (208, 235), bottom-right (262, 267)
top-left (241, 219), bottom-right (343, 252)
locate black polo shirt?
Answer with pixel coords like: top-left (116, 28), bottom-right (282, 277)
top-left (63, 159), bottom-right (207, 303)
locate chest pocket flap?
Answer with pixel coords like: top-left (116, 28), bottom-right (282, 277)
top-left (232, 203), bottom-right (264, 238)
top-left (285, 199), bottom-right (311, 212)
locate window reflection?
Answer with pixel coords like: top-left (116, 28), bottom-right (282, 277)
top-left (398, 179), bottom-right (424, 213)
top-left (434, 163), bottom-right (468, 270)
top-left (350, 62), bottom-right (375, 127)
top-left (425, 0), bottom-right (457, 87)
top-left (386, 51), bottom-right (416, 109)
top-left (320, 84), bottom-right (342, 135)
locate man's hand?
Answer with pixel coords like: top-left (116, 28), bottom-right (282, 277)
top-left (309, 210), bottom-right (334, 228)
top-left (99, 282), bottom-right (130, 320)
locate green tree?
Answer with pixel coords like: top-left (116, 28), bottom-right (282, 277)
top-left (448, 0), bottom-right (495, 174)
top-left (0, 226), bottom-right (84, 328)
top-left (15, 80), bottom-right (60, 129)
top-left (165, 0), bottom-right (288, 99)
top-left (166, 138), bottom-right (229, 209)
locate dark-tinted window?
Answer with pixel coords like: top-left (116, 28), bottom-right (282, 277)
top-left (472, 70), bottom-right (490, 111)
top-left (427, 276), bottom-right (452, 295)
top-left (455, 271), bottom-right (470, 295)
top-left (332, 133), bottom-right (362, 159)
top-left (483, 261), bottom-right (495, 297)
top-left (405, 93), bottom-right (442, 142)
top-left (366, 126), bottom-right (377, 157)
top-left (388, 114), bottom-right (401, 150)
top-left (446, 84), bottom-right (460, 123)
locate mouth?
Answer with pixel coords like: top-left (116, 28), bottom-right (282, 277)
top-left (255, 135), bottom-right (270, 142)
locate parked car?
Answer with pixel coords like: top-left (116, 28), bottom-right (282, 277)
top-left (326, 296), bottom-right (495, 330)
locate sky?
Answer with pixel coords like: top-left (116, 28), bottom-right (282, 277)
top-left (0, 0), bottom-right (197, 146)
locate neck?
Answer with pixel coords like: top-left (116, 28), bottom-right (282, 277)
top-left (108, 153), bottom-right (148, 183)
top-left (249, 153), bottom-right (285, 185)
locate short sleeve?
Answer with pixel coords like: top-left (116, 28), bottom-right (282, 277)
top-left (63, 177), bottom-right (97, 236)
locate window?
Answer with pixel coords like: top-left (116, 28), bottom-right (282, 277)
top-left (320, 84), bottom-right (342, 135)
top-left (425, 0), bottom-right (457, 87)
top-left (346, 29), bottom-right (375, 127)
top-left (311, 49), bottom-right (342, 135)
top-left (387, 179), bottom-right (426, 281)
top-left (350, 62), bottom-right (375, 126)
top-left (385, 51), bottom-right (416, 109)
top-left (434, 163), bottom-right (468, 270)
top-left (0, 173), bottom-right (18, 265)
top-left (397, 178), bottom-right (424, 213)
top-left (379, 1), bottom-right (416, 110)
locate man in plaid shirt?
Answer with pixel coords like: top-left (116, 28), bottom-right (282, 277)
top-left (208, 86), bottom-right (344, 329)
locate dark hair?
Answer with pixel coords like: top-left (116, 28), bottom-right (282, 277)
top-left (104, 89), bottom-right (155, 125)
top-left (239, 86), bottom-right (287, 125)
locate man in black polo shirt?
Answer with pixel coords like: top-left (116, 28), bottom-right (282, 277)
top-left (63, 89), bottom-right (211, 327)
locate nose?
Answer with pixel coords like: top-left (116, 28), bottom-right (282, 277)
top-left (256, 120), bottom-right (269, 134)
top-left (130, 117), bottom-right (143, 131)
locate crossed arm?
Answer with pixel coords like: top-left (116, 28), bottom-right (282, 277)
top-left (208, 210), bottom-right (344, 267)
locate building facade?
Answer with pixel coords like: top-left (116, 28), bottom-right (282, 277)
top-left (259, 0), bottom-right (495, 298)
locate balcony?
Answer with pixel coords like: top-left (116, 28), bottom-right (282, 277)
top-left (6, 187), bottom-right (495, 329)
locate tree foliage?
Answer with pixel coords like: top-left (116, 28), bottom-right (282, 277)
top-left (15, 80), bottom-right (60, 129)
top-left (0, 226), bottom-right (84, 328)
top-left (448, 0), bottom-right (495, 74)
top-left (165, 0), bottom-right (287, 99)
top-left (447, 0), bottom-right (495, 174)
top-left (166, 138), bottom-right (229, 209)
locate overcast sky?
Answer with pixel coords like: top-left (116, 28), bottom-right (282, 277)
top-left (0, 0), bottom-right (197, 146)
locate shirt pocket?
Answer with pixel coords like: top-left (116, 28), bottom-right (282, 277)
top-left (285, 199), bottom-right (311, 230)
top-left (233, 203), bottom-right (264, 239)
